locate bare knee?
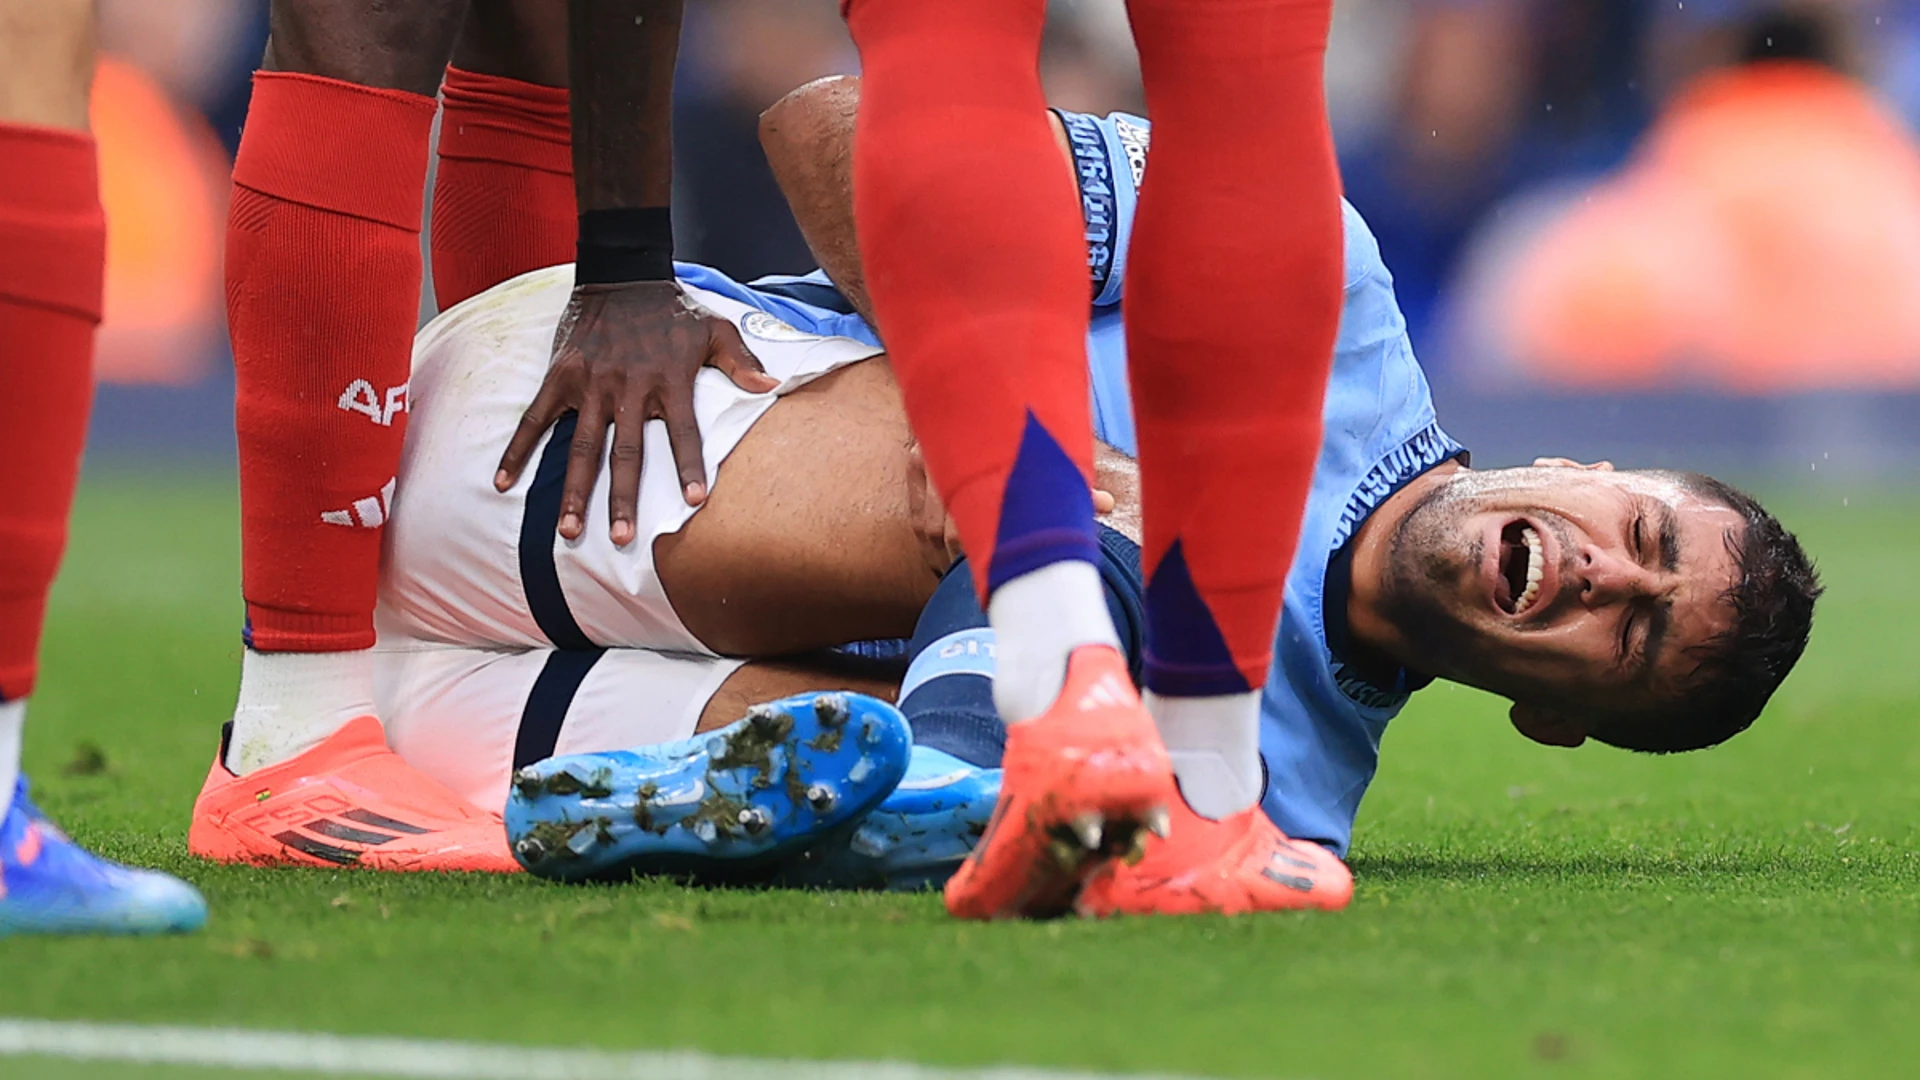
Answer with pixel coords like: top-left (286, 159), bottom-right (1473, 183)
top-left (266, 0), bottom-right (469, 97)
top-left (0, 0), bottom-right (95, 130)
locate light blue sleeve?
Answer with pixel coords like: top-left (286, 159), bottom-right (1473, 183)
top-left (1055, 109), bottom-right (1150, 455)
top-left (1055, 108), bottom-right (1399, 459)
top-left (1055, 109), bottom-right (1149, 309)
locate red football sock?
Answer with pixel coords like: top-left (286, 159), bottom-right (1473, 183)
top-left (431, 66), bottom-right (575, 311)
top-left (1126, 0), bottom-right (1343, 695)
top-left (0, 123), bottom-right (104, 700)
top-left (228, 72), bottom-right (437, 653)
top-left (846, 0), bottom-right (1097, 601)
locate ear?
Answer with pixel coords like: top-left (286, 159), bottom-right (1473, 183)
top-left (1509, 702), bottom-right (1589, 748)
top-left (1530, 457), bottom-right (1614, 472)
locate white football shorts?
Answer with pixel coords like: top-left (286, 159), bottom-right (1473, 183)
top-left (375, 640), bottom-right (742, 812)
top-left (377, 265), bottom-right (884, 656)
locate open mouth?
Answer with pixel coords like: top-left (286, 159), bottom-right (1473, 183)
top-left (1496, 521), bottom-right (1544, 616)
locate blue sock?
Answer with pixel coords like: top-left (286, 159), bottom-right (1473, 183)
top-left (900, 525), bottom-right (1143, 768)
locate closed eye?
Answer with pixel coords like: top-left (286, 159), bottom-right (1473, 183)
top-left (1621, 600), bottom-right (1669, 681)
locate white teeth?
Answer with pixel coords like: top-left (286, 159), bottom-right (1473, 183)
top-left (1513, 526), bottom-right (1544, 615)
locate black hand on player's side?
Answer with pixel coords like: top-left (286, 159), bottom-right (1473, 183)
top-left (493, 280), bottom-right (776, 544)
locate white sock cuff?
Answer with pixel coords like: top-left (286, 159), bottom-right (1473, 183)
top-left (1147, 689), bottom-right (1264, 819)
top-left (0, 698), bottom-right (23, 819)
top-left (226, 650), bottom-right (377, 775)
top-left (987, 559), bottom-right (1119, 724)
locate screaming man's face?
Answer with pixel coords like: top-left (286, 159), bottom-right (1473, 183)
top-left (1377, 462), bottom-right (1744, 737)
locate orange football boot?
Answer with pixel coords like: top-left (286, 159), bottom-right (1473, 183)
top-left (189, 716), bottom-right (519, 874)
top-left (1075, 797), bottom-right (1352, 917)
top-left (944, 645), bottom-right (1178, 920)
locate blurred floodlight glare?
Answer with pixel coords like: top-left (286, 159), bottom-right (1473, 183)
top-left (92, 55), bottom-right (227, 386)
top-left (1479, 62), bottom-right (1920, 393)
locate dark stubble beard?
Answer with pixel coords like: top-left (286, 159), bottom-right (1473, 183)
top-left (1374, 468), bottom-right (1585, 696)
top-left (1377, 479), bottom-right (1484, 680)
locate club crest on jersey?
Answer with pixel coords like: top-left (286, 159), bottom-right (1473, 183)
top-left (741, 311), bottom-right (815, 343)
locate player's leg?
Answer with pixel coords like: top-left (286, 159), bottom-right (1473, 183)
top-left (795, 524), bottom-right (1148, 892)
top-left (382, 640), bottom-right (906, 803)
top-left (844, 0), bottom-right (1109, 721)
top-left (479, 652), bottom-right (912, 884)
top-left (1094, 0), bottom-right (1350, 914)
top-left (227, 0), bottom-right (463, 754)
top-left (845, 0), bottom-right (1176, 920)
top-left (897, 525), bottom-right (1146, 770)
top-left (431, 0), bottom-right (576, 310)
top-left (0, 0), bottom-right (204, 934)
top-left (194, 0), bottom-right (520, 873)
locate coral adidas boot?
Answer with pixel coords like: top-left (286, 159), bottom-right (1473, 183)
top-left (944, 645), bottom-right (1177, 920)
top-left (1075, 796), bottom-right (1353, 918)
top-left (190, 716), bottom-right (518, 874)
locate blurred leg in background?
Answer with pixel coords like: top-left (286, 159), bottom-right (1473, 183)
top-left (0, 0), bottom-right (205, 935)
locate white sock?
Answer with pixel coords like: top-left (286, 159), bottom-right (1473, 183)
top-left (226, 650), bottom-right (377, 775)
top-left (0, 698), bottom-right (22, 819)
top-left (1147, 690), bottom-right (1263, 819)
top-left (987, 560), bottom-right (1120, 724)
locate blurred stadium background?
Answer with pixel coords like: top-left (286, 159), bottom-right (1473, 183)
top-left (10, 6), bottom-right (1912, 1072)
top-left (84, 0), bottom-right (1920, 479)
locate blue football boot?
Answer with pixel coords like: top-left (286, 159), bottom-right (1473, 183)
top-left (0, 777), bottom-right (207, 936)
top-left (781, 746), bottom-right (1001, 891)
top-left (506, 692), bottom-right (912, 883)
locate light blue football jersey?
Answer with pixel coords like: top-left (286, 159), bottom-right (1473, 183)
top-left (676, 110), bottom-right (1464, 856)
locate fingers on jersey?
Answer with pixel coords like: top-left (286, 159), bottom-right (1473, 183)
top-left (1126, 0), bottom-right (1344, 694)
top-left (0, 123), bottom-right (103, 700)
top-left (943, 646), bottom-right (1177, 921)
top-left (431, 66), bottom-right (576, 312)
top-left (1076, 801), bottom-right (1353, 917)
top-left (228, 72), bottom-right (438, 652)
top-left (190, 716), bottom-right (519, 874)
top-left (505, 692), bottom-right (911, 883)
top-left (846, 0), bottom-right (1099, 601)
top-left (492, 284), bottom-right (773, 537)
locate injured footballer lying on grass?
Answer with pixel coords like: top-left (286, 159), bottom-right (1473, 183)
top-left (196, 77), bottom-right (1821, 910)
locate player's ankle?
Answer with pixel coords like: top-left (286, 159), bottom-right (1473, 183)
top-left (0, 697), bottom-right (22, 818)
top-left (987, 560), bottom-right (1119, 724)
top-left (1147, 690), bottom-right (1263, 820)
top-left (226, 649), bottom-right (376, 775)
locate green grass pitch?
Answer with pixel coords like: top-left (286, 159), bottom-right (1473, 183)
top-left (1, 472), bottom-right (1916, 1079)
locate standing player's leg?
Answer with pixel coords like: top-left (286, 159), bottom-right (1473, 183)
top-left (0, 0), bottom-right (205, 934)
top-left (845, 0), bottom-right (1176, 920)
top-left (431, 0), bottom-right (576, 311)
top-left (191, 0), bottom-right (519, 873)
top-left (797, 524), bottom-right (1149, 892)
top-left (1085, 0), bottom-right (1351, 915)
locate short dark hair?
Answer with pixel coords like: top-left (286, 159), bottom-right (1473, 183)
top-left (1591, 474), bottom-right (1821, 754)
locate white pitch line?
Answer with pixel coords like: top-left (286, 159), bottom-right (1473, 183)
top-left (0, 1019), bottom-right (1216, 1080)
